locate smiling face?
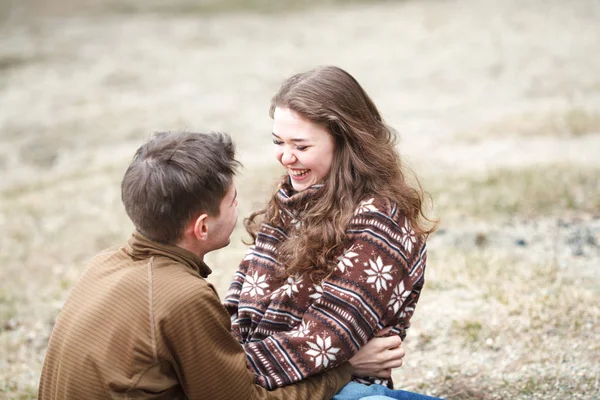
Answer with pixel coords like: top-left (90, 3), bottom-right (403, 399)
top-left (204, 183), bottom-right (238, 251)
top-left (272, 107), bottom-right (336, 192)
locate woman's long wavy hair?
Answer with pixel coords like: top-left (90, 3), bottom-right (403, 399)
top-left (246, 65), bottom-right (436, 281)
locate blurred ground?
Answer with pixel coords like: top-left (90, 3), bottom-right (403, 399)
top-left (1, 0), bottom-right (599, 399)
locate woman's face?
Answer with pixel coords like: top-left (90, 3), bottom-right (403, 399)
top-left (272, 107), bottom-right (336, 192)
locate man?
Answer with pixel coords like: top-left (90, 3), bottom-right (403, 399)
top-left (39, 131), bottom-right (404, 400)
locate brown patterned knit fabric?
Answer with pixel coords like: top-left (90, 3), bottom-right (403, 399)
top-left (39, 231), bottom-right (352, 400)
top-left (224, 182), bottom-right (427, 390)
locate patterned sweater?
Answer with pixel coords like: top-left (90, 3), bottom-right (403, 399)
top-left (224, 182), bottom-right (427, 390)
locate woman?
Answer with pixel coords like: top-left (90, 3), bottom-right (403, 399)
top-left (225, 66), bottom-right (438, 400)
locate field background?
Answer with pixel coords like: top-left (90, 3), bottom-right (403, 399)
top-left (1, 0), bottom-right (599, 399)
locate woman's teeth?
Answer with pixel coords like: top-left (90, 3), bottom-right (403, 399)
top-left (290, 169), bottom-right (310, 177)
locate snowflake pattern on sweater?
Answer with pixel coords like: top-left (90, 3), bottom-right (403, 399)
top-left (224, 183), bottom-right (427, 390)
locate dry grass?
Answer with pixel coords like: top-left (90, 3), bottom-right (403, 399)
top-left (423, 164), bottom-right (600, 222)
top-left (0, 55), bottom-right (38, 72)
top-left (399, 244), bottom-right (600, 399)
top-left (103, 0), bottom-right (385, 15)
top-left (3, 0), bottom-right (388, 22)
top-left (458, 108), bottom-right (600, 142)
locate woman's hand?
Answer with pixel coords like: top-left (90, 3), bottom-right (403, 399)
top-left (349, 333), bottom-right (406, 379)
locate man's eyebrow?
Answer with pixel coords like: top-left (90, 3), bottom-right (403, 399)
top-left (271, 132), bottom-right (308, 143)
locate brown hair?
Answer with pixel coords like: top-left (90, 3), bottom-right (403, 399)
top-left (246, 65), bottom-right (436, 280)
top-left (122, 131), bottom-right (240, 244)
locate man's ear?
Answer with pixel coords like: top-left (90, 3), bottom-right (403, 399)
top-left (192, 213), bottom-right (209, 241)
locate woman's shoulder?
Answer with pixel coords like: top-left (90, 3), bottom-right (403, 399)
top-left (353, 196), bottom-right (400, 221)
top-left (348, 196), bottom-right (425, 258)
top-left (351, 196), bottom-right (418, 236)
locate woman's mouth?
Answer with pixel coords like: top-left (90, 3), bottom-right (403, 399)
top-left (289, 168), bottom-right (310, 178)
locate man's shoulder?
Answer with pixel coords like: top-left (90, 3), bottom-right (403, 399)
top-left (152, 268), bottom-right (229, 333)
top-left (151, 263), bottom-right (219, 306)
top-left (87, 245), bottom-right (125, 264)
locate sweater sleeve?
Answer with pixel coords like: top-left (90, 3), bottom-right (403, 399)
top-left (244, 200), bottom-right (427, 389)
top-left (158, 280), bottom-right (352, 400)
top-left (223, 246), bottom-right (253, 341)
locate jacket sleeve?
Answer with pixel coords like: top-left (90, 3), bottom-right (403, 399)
top-left (243, 200), bottom-right (427, 389)
top-left (158, 280), bottom-right (352, 400)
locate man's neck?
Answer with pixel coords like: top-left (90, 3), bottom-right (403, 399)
top-left (174, 236), bottom-right (206, 261)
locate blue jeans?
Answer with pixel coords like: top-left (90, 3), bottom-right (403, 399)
top-left (333, 381), bottom-right (442, 400)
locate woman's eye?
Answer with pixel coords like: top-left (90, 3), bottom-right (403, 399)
top-left (272, 139), bottom-right (283, 145)
top-left (296, 146), bottom-right (308, 151)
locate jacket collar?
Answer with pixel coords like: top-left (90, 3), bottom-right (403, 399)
top-left (125, 231), bottom-right (212, 278)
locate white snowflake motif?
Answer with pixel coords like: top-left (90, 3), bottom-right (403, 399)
top-left (337, 250), bottom-right (359, 273)
top-left (365, 256), bottom-right (394, 293)
top-left (306, 335), bottom-right (340, 368)
top-left (388, 280), bottom-right (410, 314)
top-left (354, 198), bottom-right (378, 215)
top-left (290, 321), bottom-right (312, 337)
top-left (241, 272), bottom-right (269, 297)
top-left (309, 284), bottom-right (324, 300)
top-left (280, 276), bottom-right (302, 297)
top-left (242, 246), bottom-right (255, 262)
top-left (400, 219), bottom-right (416, 253)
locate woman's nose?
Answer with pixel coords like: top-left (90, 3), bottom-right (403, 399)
top-left (280, 149), bottom-right (297, 165)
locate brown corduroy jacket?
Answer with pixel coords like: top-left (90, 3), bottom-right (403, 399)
top-left (39, 231), bottom-right (352, 400)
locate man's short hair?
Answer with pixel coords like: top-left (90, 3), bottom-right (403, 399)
top-left (121, 131), bottom-right (240, 244)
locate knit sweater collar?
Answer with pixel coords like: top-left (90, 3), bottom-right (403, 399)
top-left (275, 178), bottom-right (325, 210)
top-left (126, 231), bottom-right (212, 278)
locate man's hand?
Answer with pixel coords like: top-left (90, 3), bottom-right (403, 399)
top-left (349, 333), bottom-right (405, 379)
